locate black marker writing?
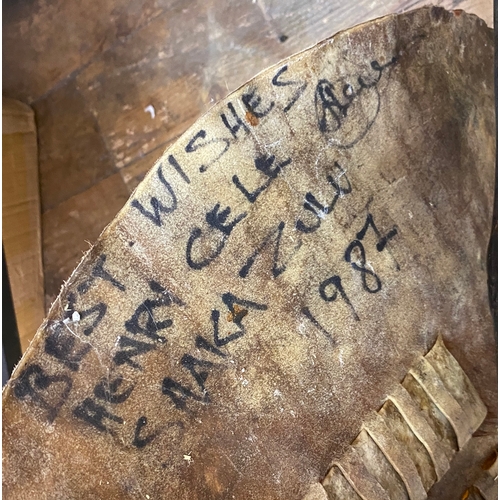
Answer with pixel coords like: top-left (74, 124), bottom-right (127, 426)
top-left (356, 213), bottom-right (398, 253)
top-left (212, 292), bottom-right (268, 346)
top-left (221, 102), bottom-right (249, 139)
top-left (242, 88), bottom-right (274, 118)
top-left (314, 57), bottom-right (396, 148)
top-left (79, 303), bottom-right (107, 336)
top-left (78, 254), bottom-right (125, 294)
top-left (113, 336), bottom-right (157, 370)
top-left (13, 364), bottom-right (73, 423)
top-left (195, 335), bottom-right (227, 358)
top-left (185, 130), bottom-right (231, 173)
top-left (133, 416), bottom-right (158, 448)
top-left (162, 355), bottom-right (214, 411)
top-left (345, 240), bottom-right (382, 293)
top-left (168, 154), bottom-right (190, 184)
top-left (239, 221), bottom-right (301, 279)
top-left (73, 398), bottom-right (123, 433)
top-left (125, 281), bottom-right (180, 343)
top-left (233, 153), bottom-right (291, 203)
top-left (64, 293), bottom-right (107, 336)
top-left (186, 204), bottom-right (247, 270)
top-left (94, 376), bottom-right (135, 404)
top-left (272, 65), bottom-right (307, 112)
top-left (296, 162), bottom-right (352, 233)
top-left (44, 323), bottom-right (92, 372)
top-left (301, 307), bottom-right (336, 346)
top-left (131, 165), bottom-right (177, 227)
top-left (206, 203), bottom-right (247, 236)
top-left (319, 274), bottom-right (359, 321)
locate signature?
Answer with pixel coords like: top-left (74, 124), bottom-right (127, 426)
top-left (315, 57), bottom-right (397, 148)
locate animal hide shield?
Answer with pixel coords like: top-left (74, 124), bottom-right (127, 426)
top-left (2, 6), bottom-right (496, 500)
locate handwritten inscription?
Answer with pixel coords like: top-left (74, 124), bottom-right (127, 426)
top-left (296, 162), bottom-right (352, 233)
top-left (315, 58), bottom-right (397, 148)
top-left (221, 102), bottom-right (249, 139)
top-left (124, 280), bottom-right (181, 342)
top-left (72, 280), bottom-right (184, 434)
top-left (94, 376), bottom-right (135, 404)
top-left (271, 65), bottom-right (308, 113)
top-left (13, 364), bottom-right (73, 423)
top-left (131, 165), bottom-right (178, 226)
top-left (242, 87), bottom-right (275, 119)
top-left (162, 292), bottom-right (267, 413)
top-left (129, 56), bottom-right (396, 231)
top-left (44, 323), bottom-right (92, 372)
top-left (11, 48), bottom-right (402, 452)
top-left (233, 153), bottom-right (291, 203)
top-left (133, 416), bottom-right (158, 448)
top-left (66, 292), bottom-right (107, 336)
top-left (315, 213), bottom-right (399, 323)
top-left (186, 204), bottom-right (247, 270)
top-left (185, 130), bottom-right (230, 174)
top-left (73, 398), bottom-right (124, 433)
top-left (78, 254), bottom-right (125, 294)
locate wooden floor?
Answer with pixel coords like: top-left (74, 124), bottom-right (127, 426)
top-left (3, 0), bottom-right (493, 310)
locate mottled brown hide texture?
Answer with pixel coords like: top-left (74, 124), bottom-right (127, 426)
top-left (2, 7), bottom-right (496, 500)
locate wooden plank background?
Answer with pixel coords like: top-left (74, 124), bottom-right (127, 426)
top-left (3, 0), bottom-right (493, 312)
